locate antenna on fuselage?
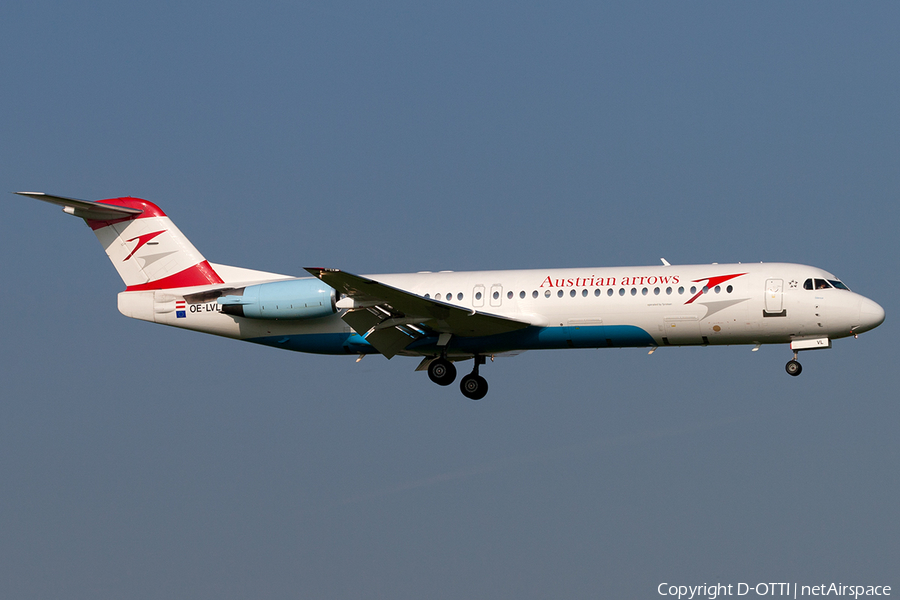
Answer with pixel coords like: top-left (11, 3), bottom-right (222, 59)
top-left (660, 258), bottom-right (671, 267)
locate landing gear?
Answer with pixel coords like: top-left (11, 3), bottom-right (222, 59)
top-left (426, 354), bottom-right (490, 399)
top-left (785, 360), bottom-right (802, 376)
top-left (428, 357), bottom-right (457, 386)
top-left (460, 374), bottom-right (488, 400)
top-left (460, 355), bottom-right (488, 400)
top-left (785, 352), bottom-right (802, 376)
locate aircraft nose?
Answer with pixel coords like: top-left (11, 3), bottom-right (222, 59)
top-left (857, 298), bottom-right (885, 333)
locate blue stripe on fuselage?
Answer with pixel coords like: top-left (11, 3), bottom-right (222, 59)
top-left (246, 332), bottom-right (376, 355)
top-left (245, 325), bottom-right (655, 356)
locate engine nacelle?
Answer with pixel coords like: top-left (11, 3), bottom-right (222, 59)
top-left (217, 278), bottom-right (336, 320)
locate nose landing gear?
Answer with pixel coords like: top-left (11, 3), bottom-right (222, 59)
top-left (785, 351), bottom-right (802, 376)
top-left (784, 338), bottom-right (831, 376)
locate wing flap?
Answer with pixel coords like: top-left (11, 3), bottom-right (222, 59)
top-left (363, 327), bottom-right (420, 359)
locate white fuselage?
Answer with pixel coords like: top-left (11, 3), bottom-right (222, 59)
top-left (118, 262), bottom-right (884, 358)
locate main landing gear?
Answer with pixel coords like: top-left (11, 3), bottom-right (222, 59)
top-left (460, 356), bottom-right (488, 400)
top-left (785, 352), bottom-right (802, 377)
top-left (427, 357), bottom-right (456, 386)
top-left (427, 355), bottom-right (489, 400)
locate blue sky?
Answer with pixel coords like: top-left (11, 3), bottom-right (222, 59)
top-left (2, 2), bottom-right (898, 598)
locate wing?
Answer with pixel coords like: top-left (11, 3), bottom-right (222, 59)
top-left (306, 268), bottom-right (530, 358)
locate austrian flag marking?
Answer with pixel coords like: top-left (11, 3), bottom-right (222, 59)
top-left (176, 300), bottom-right (186, 319)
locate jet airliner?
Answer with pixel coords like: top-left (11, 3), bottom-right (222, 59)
top-left (17, 192), bottom-right (885, 399)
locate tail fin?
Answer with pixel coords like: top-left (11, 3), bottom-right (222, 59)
top-left (17, 192), bottom-right (224, 291)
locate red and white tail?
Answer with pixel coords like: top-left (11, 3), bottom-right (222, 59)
top-left (17, 192), bottom-right (224, 291)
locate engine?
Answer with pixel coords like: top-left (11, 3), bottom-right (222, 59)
top-left (217, 278), bottom-right (336, 320)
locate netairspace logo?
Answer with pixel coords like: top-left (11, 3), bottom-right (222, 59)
top-left (657, 582), bottom-right (891, 599)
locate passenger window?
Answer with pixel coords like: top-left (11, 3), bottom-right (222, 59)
top-left (641, 288), bottom-right (648, 296)
top-left (594, 289), bottom-right (601, 297)
top-left (520, 291), bottom-right (526, 299)
top-left (545, 290), bottom-right (551, 298)
top-left (631, 288), bottom-right (637, 296)
top-left (726, 285), bottom-right (733, 293)
top-left (507, 291), bottom-right (513, 299)
top-left (435, 293), bottom-right (442, 300)
top-left (493, 291), bottom-right (500, 300)
top-left (666, 287), bottom-right (672, 295)
top-left (557, 290), bottom-right (564, 298)
top-left (690, 286), bottom-right (697, 295)
top-left (457, 293), bottom-right (463, 301)
top-left (570, 289), bottom-right (576, 297)
top-left (654, 287), bottom-right (660, 295)
top-left (619, 288), bottom-right (625, 296)
top-left (582, 289), bottom-right (588, 297)
top-left (475, 292), bottom-right (482, 300)
top-left (533, 290), bottom-right (539, 298)
top-left (607, 288), bottom-right (614, 297)
top-left (678, 286), bottom-right (684, 294)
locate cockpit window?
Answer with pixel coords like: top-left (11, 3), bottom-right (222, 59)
top-left (804, 278), bottom-right (849, 291)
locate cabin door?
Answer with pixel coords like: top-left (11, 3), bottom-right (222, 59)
top-left (764, 278), bottom-right (785, 316)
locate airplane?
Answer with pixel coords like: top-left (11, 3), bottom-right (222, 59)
top-left (16, 192), bottom-right (885, 400)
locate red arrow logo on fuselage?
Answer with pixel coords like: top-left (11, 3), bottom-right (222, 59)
top-left (684, 273), bottom-right (747, 304)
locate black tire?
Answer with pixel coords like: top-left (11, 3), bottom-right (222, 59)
top-left (460, 374), bottom-right (488, 400)
top-left (428, 358), bottom-right (457, 386)
top-left (785, 360), bottom-right (802, 376)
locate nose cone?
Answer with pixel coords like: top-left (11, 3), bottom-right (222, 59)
top-left (857, 298), bottom-right (885, 333)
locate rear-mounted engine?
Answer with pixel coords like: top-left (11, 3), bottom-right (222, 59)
top-left (217, 279), bottom-right (336, 320)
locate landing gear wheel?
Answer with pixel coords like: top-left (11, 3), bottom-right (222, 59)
top-left (785, 360), bottom-right (802, 376)
top-left (460, 374), bottom-right (488, 400)
top-left (428, 358), bottom-right (457, 386)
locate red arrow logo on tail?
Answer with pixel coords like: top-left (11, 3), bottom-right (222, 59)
top-left (123, 230), bottom-right (166, 261)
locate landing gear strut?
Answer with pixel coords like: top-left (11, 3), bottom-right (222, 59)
top-left (460, 355), bottom-right (488, 400)
top-left (785, 352), bottom-right (802, 377)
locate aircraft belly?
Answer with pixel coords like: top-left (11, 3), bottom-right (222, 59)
top-left (407, 324), bottom-right (656, 354)
top-left (246, 332), bottom-right (372, 355)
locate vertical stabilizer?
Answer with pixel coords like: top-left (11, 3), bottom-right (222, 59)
top-left (17, 193), bottom-right (224, 290)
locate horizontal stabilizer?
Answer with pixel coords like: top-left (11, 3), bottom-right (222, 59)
top-left (15, 192), bottom-right (143, 221)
